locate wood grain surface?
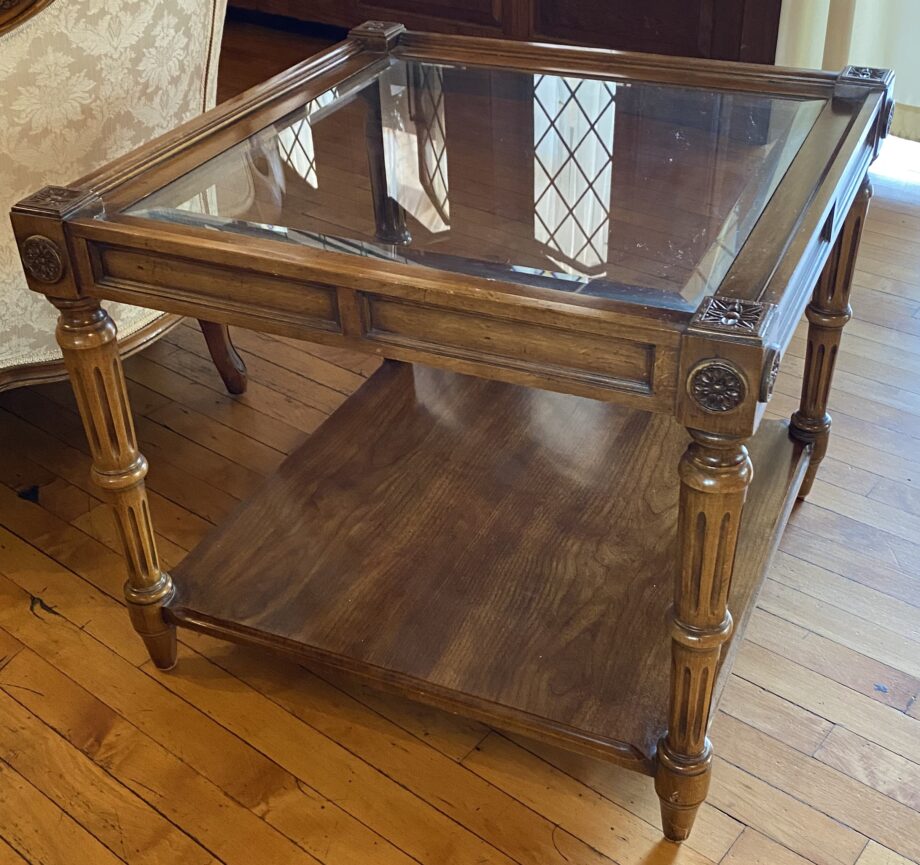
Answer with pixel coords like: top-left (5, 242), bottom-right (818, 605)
top-left (168, 360), bottom-right (806, 766)
top-left (0, 18), bottom-right (914, 865)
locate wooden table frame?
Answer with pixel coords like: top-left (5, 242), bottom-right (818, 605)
top-left (11, 23), bottom-right (893, 842)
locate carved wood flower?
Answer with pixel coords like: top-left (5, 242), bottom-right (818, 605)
top-left (20, 236), bottom-right (63, 283)
top-left (696, 298), bottom-right (765, 332)
top-left (690, 362), bottom-right (746, 413)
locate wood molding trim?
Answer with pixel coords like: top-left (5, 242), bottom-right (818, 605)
top-left (0, 0), bottom-right (58, 36)
top-left (0, 312), bottom-right (182, 393)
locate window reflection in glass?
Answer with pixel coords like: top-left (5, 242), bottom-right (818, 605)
top-left (276, 91), bottom-right (337, 189)
top-left (533, 75), bottom-right (616, 277)
top-left (379, 63), bottom-right (450, 233)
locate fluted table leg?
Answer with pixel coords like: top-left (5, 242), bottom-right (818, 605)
top-left (792, 176), bottom-right (872, 498)
top-left (656, 429), bottom-right (752, 841)
top-left (53, 298), bottom-right (176, 669)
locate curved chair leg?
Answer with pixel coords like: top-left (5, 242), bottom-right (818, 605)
top-left (199, 320), bottom-right (247, 395)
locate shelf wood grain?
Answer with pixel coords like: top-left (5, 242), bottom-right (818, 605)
top-left (167, 360), bottom-right (808, 769)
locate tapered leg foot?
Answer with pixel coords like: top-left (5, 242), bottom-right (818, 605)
top-left (790, 411), bottom-right (828, 500)
top-left (655, 739), bottom-right (711, 842)
top-left (140, 625), bottom-right (178, 671)
top-left (199, 320), bottom-right (247, 395)
top-left (126, 575), bottom-right (177, 670)
top-left (659, 801), bottom-right (700, 843)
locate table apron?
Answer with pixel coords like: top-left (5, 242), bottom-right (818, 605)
top-left (75, 237), bottom-right (681, 412)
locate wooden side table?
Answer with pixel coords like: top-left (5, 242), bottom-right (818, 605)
top-left (11, 24), bottom-right (893, 841)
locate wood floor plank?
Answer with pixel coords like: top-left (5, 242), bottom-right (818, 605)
top-left (145, 399), bottom-right (283, 475)
top-left (0, 537), bottom-right (424, 865)
top-left (770, 390), bottom-right (920, 470)
top-left (146, 336), bottom-right (329, 434)
top-left (224, 327), bottom-right (367, 394)
top-left (0, 759), bottom-right (125, 865)
top-left (823, 437), bottom-right (920, 493)
top-left (707, 755), bottom-right (866, 865)
top-left (0, 839), bottom-right (28, 865)
top-left (0, 687), bottom-right (218, 865)
top-left (869, 476), bottom-right (920, 518)
top-left (719, 675), bottom-right (833, 756)
top-left (721, 828), bottom-right (821, 865)
top-left (157, 638), bottom-right (588, 865)
top-left (745, 609), bottom-right (919, 712)
top-left (323, 652), bottom-right (741, 861)
top-left (775, 371), bottom-right (920, 436)
top-left (325, 668), bottom-right (491, 762)
top-left (0, 393), bottom-right (238, 530)
top-left (757, 579), bottom-right (920, 678)
top-left (787, 505), bottom-right (920, 588)
top-left (780, 524), bottom-right (920, 607)
top-left (498, 734), bottom-right (743, 863)
top-left (0, 521), bottom-right (156, 666)
top-left (36, 375), bottom-right (261, 501)
top-left (802, 455), bottom-right (879, 496)
top-left (771, 550), bottom-right (920, 638)
top-left (169, 323), bottom-right (360, 405)
top-left (712, 714), bottom-right (920, 863)
top-left (70, 499), bottom-right (191, 567)
top-left (126, 354), bottom-right (299, 461)
top-left (855, 841), bottom-right (917, 865)
top-left (461, 732), bottom-right (718, 865)
top-left (733, 643), bottom-right (920, 765)
top-left (784, 343), bottom-right (920, 402)
top-left (805, 480), bottom-right (920, 549)
top-left (846, 316), bottom-right (920, 357)
top-left (264, 330), bottom-right (382, 377)
top-left (0, 649), bottom-right (324, 865)
top-left (815, 727), bottom-right (920, 812)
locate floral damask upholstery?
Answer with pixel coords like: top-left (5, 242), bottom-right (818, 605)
top-left (0, 0), bottom-right (227, 375)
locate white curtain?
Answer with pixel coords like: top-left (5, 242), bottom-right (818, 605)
top-left (776, 0), bottom-right (920, 141)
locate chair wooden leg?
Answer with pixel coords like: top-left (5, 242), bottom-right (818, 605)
top-left (199, 320), bottom-right (247, 395)
top-left (53, 298), bottom-right (176, 669)
top-left (656, 429), bottom-right (752, 842)
top-left (791, 176), bottom-right (872, 499)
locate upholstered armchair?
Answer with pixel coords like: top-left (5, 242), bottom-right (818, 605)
top-left (0, 0), bottom-right (245, 393)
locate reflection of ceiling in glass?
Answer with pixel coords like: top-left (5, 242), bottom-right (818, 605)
top-left (533, 75), bottom-right (616, 278)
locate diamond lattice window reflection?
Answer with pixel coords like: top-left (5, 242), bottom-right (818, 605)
top-left (533, 75), bottom-right (616, 276)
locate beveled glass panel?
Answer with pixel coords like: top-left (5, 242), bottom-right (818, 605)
top-left (123, 59), bottom-right (825, 311)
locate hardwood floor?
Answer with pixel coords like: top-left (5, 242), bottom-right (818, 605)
top-left (1, 16), bottom-right (918, 865)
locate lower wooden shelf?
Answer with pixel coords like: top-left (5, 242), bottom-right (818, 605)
top-left (167, 360), bottom-right (808, 772)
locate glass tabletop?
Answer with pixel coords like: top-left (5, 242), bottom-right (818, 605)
top-left (123, 59), bottom-right (825, 312)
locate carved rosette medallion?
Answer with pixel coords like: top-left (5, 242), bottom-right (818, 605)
top-left (690, 297), bottom-right (770, 336)
top-left (885, 101), bottom-right (896, 137)
top-left (760, 347), bottom-right (782, 402)
top-left (688, 360), bottom-right (747, 413)
top-left (20, 235), bottom-right (64, 283)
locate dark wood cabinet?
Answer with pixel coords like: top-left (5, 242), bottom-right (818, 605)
top-left (229, 0), bottom-right (782, 63)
